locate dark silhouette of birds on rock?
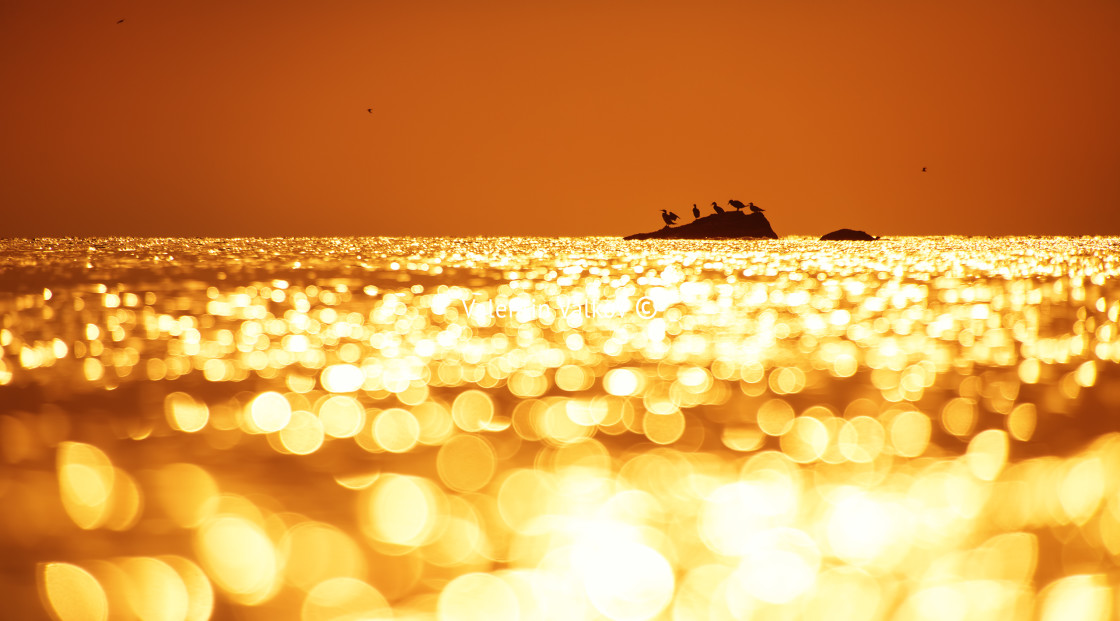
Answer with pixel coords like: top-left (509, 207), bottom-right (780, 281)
top-left (655, 200), bottom-right (769, 227)
top-left (633, 199), bottom-right (777, 239)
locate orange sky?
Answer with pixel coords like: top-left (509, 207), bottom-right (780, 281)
top-left (2, 0), bottom-right (1119, 237)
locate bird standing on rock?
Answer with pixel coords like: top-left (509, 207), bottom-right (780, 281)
top-left (692, 204), bottom-right (700, 219)
top-left (728, 199), bottom-right (747, 211)
top-left (711, 202), bottom-right (725, 214)
top-left (749, 202), bottom-right (764, 213)
top-left (661, 209), bottom-right (680, 226)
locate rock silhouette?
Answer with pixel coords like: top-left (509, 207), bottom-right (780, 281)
top-left (625, 210), bottom-right (778, 240)
top-left (820, 228), bottom-right (879, 241)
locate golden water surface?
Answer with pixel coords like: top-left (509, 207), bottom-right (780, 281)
top-left (2, 236), bottom-right (1120, 621)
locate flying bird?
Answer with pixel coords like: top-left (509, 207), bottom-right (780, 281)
top-left (692, 204), bottom-right (700, 219)
top-left (728, 199), bottom-right (747, 211)
top-left (367, 108), bottom-right (373, 113)
top-left (116, 18), bottom-right (125, 24)
top-left (922, 167), bottom-right (927, 172)
top-left (749, 202), bottom-right (764, 213)
top-left (660, 209), bottom-right (680, 226)
top-left (711, 202), bottom-right (725, 214)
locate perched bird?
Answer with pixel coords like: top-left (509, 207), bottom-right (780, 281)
top-left (711, 202), bottom-right (725, 214)
top-left (749, 202), bottom-right (764, 214)
top-left (692, 204), bottom-right (700, 219)
top-left (660, 209), bottom-right (680, 226)
top-left (728, 199), bottom-right (747, 211)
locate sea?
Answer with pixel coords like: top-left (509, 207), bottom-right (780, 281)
top-left (1, 235), bottom-right (1119, 621)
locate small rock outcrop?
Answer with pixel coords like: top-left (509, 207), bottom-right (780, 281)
top-left (820, 228), bottom-right (879, 241)
top-left (624, 211), bottom-right (778, 240)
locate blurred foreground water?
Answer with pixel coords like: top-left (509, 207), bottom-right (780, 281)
top-left (2, 236), bottom-right (1120, 621)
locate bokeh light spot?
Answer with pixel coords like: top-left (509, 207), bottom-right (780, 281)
top-left (282, 522), bottom-right (367, 591)
top-left (280, 410), bottom-right (326, 455)
top-left (302, 577), bottom-right (391, 621)
top-left (38, 562), bottom-right (108, 621)
top-left (321, 363), bottom-right (365, 393)
top-left (318, 395), bottom-right (365, 438)
top-left (966, 429), bottom-right (1009, 481)
top-left (757, 399), bottom-right (795, 436)
top-left (643, 410), bottom-right (685, 445)
top-left (194, 515), bottom-right (279, 605)
top-left (576, 541), bottom-right (675, 621)
top-left (165, 392), bottom-right (209, 433)
top-left (941, 398), bottom-right (977, 437)
top-left (780, 416), bottom-right (829, 463)
top-left (438, 572), bottom-right (519, 621)
top-left (57, 441), bottom-right (116, 530)
top-left (373, 408), bottom-right (421, 453)
top-left (890, 410), bottom-right (931, 458)
top-left (249, 392), bottom-right (292, 433)
top-left (150, 463), bottom-right (218, 529)
top-left (452, 390), bottom-right (495, 433)
top-left (159, 556), bottom-right (214, 621)
top-left (361, 474), bottom-right (442, 549)
top-left (604, 368), bottom-right (642, 397)
top-left (118, 556), bottom-right (190, 621)
top-left (437, 434), bottom-right (498, 492)
top-left (1039, 574), bottom-right (1110, 621)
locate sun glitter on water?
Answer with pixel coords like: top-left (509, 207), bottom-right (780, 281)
top-left (1, 235), bottom-right (1119, 620)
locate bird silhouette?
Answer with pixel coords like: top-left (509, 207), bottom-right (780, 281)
top-left (660, 209), bottom-right (680, 226)
top-left (748, 202), bottom-right (764, 214)
top-left (728, 199), bottom-right (747, 211)
top-left (922, 167), bottom-right (927, 172)
top-left (116, 18), bottom-right (125, 24)
top-left (711, 202), bottom-right (725, 214)
top-left (367, 108), bottom-right (373, 113)
top-left (692, 204), bottom-right (700, 219)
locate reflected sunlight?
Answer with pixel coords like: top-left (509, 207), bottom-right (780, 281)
top-left (2, 236), bottom-right (1119, 619)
